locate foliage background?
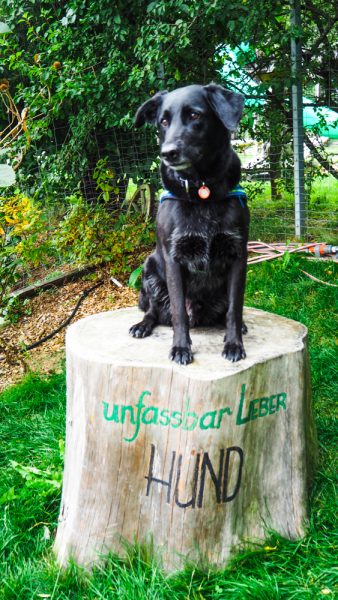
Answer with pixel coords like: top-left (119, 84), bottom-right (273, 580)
top-left (0, 3), bottom-right (337, 596)
top-left (1, 0), bottom-right (337, 197)
top-left (0, 0), bottom-right (337, 313)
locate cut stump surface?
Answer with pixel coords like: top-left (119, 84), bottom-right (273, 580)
top-left (55, 306), bottom-right (316, 571)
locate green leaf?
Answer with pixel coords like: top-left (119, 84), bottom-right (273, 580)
top-left (147, 2), bottom-right (157, 13)
top-left (0, 164), bottom-right (16, 187)
top-left (128, 265), bottom-right (143, 290)
top-left (0, 487), bottom-right (17, 504)
top-left (180, 4), bottom-right (190, 14)
top-left (0, 22), bottom-right (12, 34)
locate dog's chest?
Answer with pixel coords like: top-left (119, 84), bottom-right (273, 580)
top-left (169, 214), bottom-right (243, 271)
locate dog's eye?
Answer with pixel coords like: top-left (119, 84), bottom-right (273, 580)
top-left (160, 117), bottom-right (169, 127)
top-left (190, 112), bottom-right (201, 121)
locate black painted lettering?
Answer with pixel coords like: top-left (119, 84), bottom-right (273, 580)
top-left (145, 443), bottom-right (176, 503)
top-left (174, 453), bottom-right (201, 509)
top-left (223, 446), bottom-right (244, 502)
top-left (197, 450), bottom-right (224, 508)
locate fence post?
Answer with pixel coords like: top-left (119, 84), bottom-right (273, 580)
top-left (290, 0), bottom-right (306, 238)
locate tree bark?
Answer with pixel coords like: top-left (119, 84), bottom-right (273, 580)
top-left (54, 306), bottom-right (317, 571)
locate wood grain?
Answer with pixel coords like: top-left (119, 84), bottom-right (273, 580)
top-left (54, 307), bottom-right (316, 571)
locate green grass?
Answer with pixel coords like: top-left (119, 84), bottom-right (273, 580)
top-left (245, 175), bottom-right (338, 242)
top-left (0, 255), bottom-right (337, 599)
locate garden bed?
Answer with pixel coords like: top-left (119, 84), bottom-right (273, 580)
top-left (0, 266), bottom-right (137, 391)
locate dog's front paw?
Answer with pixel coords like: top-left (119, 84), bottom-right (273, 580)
top-left (222, 340), bottom-right (246, 362)
top-left (129, 320), bottom-right (153, 338)
top-left (169, 346), bottom-right (193, 366)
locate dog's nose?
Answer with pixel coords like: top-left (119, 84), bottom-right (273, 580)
top-left (161, 144), bottom-right (180, 163)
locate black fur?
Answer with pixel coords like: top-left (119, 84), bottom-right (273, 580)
top-left (130, 83), bottom-right (250, 365)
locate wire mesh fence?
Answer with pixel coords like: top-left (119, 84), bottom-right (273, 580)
top-left (23, 70), bottom-right (337, 244)
top-left (25, 100), bottom-right (337, 245)
top-left (49, 104), bottom-right (336, 243)
top-left (1, 2), bottom-right (337, 247)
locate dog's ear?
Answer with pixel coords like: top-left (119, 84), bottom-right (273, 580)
top-left (204, 83), bottom-right (245, 131)
top-left (135, 91), bottom-right (168, 127)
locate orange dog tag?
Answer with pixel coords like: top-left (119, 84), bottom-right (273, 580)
top-left (198, 185), bottom-right (211, 199)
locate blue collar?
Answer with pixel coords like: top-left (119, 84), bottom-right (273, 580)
top-left (159, 184), bottom-right (247, 208)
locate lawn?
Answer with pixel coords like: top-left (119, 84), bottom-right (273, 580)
top-left (245, 175), bottom-right (338, 242)
top-left (0, 255), bottom-right (337, 599)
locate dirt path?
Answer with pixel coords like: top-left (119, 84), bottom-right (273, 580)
top-left (0, 268), bottom-right (138, 391)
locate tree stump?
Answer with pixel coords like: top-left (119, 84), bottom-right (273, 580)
top-left (54, 306), bottom-right (316, 571)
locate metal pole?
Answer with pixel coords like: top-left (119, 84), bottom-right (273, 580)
top-left (290, 0), bottom-right (306, 238)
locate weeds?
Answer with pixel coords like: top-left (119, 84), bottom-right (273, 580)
top-left (0, 256), bottom-right (337, 599)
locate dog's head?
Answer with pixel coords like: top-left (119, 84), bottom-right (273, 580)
top-left (135, 84), bottom-right (244, 171)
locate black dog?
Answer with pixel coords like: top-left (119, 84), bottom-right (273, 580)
top-left (129, 83), bottom-right (249, 365)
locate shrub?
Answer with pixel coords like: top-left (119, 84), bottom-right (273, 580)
top-left (0, 193), bottom-right (54, 320)
top-left (55, 193), bottom-right (155, 273)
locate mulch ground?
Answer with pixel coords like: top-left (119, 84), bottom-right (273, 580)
top-left (0, 267), bottom-right (138, 391)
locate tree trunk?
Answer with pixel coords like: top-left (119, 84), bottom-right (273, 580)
top-left (54, 306), bottom-right (317, 571)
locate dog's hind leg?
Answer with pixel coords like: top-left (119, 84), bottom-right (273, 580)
top-left (129, 254), bottom-right (165, 338)
top-left (129, 284), bottom-right (158, 338)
